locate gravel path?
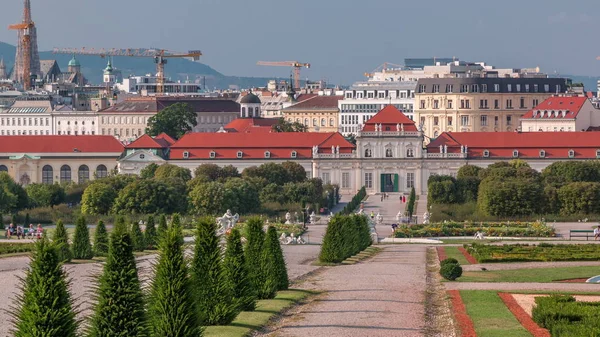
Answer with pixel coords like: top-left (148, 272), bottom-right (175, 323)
top-left (445, 282), bottom-right (600, 292)
top-left (463, 261), bottom-right (600, 272)
top-left (258, 245), bottom-right (427, 337)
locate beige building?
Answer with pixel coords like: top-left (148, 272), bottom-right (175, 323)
top-left (282, 95), bottom-right (343, 132)
top-left (414, 77), bottom-right (567, 139)
top-left (0, 135), bottom-right (123, 185)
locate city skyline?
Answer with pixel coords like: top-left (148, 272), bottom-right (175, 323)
top-left (0, 0), bottom-right (598, 85)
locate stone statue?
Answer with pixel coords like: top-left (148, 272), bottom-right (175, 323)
top-left (396, 211), bottom-right (403, 222)
top-left (396, 123), bottom-right (400, 132)
top-left (312, 145), bottom-right (318, 155)
top-left (356, 208), bottom-right (364, 215)
top-left (309, 211), bottom-right (316, 224)
top-left (460, 145), bottom-right (464, 153)
top-left (216, 209), bottom-right (239, 232)
top-left (279, 232), bottom-right (287, 244)
top-left (336, 145), bottom-right (340, 154)
top-left (294, 211), bottom-right (299, 223)
top-left (464, 145), bottom-right (468, 153)
top-left (331, 145), bottom-right (335, 154)
top-left (376, 212), bottom-right (383, 225)
top-left (439, 145), bottom-right (443, 154)
top-left (401, 123), bottom-right (404, 132)
top-left (444, 144), bottom-right (448, 153)
top-left (423, 212), bottom-right (431, 225)
top-left (285, 212), bottom-right (292, 225)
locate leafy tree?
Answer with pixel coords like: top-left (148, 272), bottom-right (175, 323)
top-left (93, 220), bottom-right (109, 257)
top-left (477, 178), bottom-right (543, 217)
top-left (88, 218), bottom-right (147, 337)
top-left (222, 178), bottom-right (260, 214)
top-left (140, 163), bottom-right (159, 179)
top-left (191, 217), bottom-right (238, 325)
top-left (281, 161), bottom-right (307, 183)
top-left (428, 176), bottom-right (457, 205)
top-left (456, 164), bottom-right (482, 179)
top-left (265, 226), bottom-right (288, 291)
top-left (188, 181), bottom-right (225, 215)
top-left (224, 228), bottom-right (256, 311)
top-left (112, 179), bottom-right (184, 214)
top-left (23, 213), bottom-right (30, 227)
top-left (244, 217), bottom-right (265, 298)
top-left (154, 164), bottom-right (192, 182)
top-left (557, 182), bottom-right (600, 215)
top-left (193, 164), bottom-right (240, 183)
top-left (81, 182), bottom-right (118, 215)
top-left (11, 214), bottom-right (17, 227)
top-left (243, 163), bottom-right (290, 186)
top-left (12, 238), bottom-right (78, 337)
top-left (0, 213), bottom-right (3, 230)
top-left (157, 214), bottom-right (168, 238)
top-left (0, 187), bottom-right (17, 214)
top-left (147, 214), bottom-right (202, 337)
top-left (25, 183), bottom-right (66, 208)
top-left (271, 117), bottom-right (307, 132)
top-left (146, 102), bottom-right (197, 139)
top-left (131, 222), bottom-right (146, 252)
top-left (71, 216), bottom-right (93, 260)
top-left (259, 183), bottom-right (285, 204)
top-left (144, 215), bottom-right (157, 250)
top-left (0, 172), bottom-right (28, 211)
top-left (52, 220), bottom-right (72, 263)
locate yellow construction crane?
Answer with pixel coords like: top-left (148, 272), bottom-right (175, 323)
top-left (52, 48), bottom-right (202, 94)
top-left (257, 61), bottom-right (310, 89)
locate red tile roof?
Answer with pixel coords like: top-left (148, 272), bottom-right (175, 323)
top-left (155, 133), bottom-right (176, 146)
top-left (284, 95), bottom-right (342, 110)
top-left (126, 134), bottom-right (163, 149)
top-left (521, 96), bottom-right (588, 119)
top-left (0, 136), bottom-right (124, 154)
top-left (296, 94), bottom-right (317, 102)
top-left (363, 105), bottom-right (417, 131)
top-left (428, 131), bottom-right (600, 159)
top-left (169, 132), bottom-right (354, 159)
top-left (224, 118), bottom-right (278, 133)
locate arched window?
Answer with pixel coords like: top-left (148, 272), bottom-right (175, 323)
top-left (42, 165), bottom-right (53, 184)
top-left (304, 118), bottom-right (309, 126)
top-left (312, 118), bottom-right (317, 126)
top-left (96, 165), bottom-right (108, 178)
top-left (0, 165), bottom-right (7, 172)
top-left (406, 148), bottom-right (414, 158)
top-left (364, 149), bottom-right (372, 158)
top-left (60, 165), bottom-right (71, 183)
top-left (321, 118), bottom-right (326, 127)
top-left (385, 148), bottom-right (393, 158)
top-left (329, 118), bottom-right (334, 126)
top-left (78, 165), bottom-right (90, 183)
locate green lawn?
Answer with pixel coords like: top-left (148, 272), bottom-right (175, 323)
top-left (460, 290), bottom-right (531, 337)
top-left (458, 266), bottom-right (600, 283)
top-left (441, 239), bottom-right (501, 245)
top-left (205, 289), bottom-right (314, 337)
top-left (443, 246), bottom-right (470, 265)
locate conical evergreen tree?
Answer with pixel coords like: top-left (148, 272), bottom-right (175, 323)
top-left (244, 217), bottom-right (265, 297)
top-left (147, 214), bottom-right (203, 337)
top-left (130, 222), bottom-right (146, 252)
top-left (88, 217), bottom-right (147, 337)
top-left (157, 214), bottom-right (168, 238)
top-left (23, 213), bottom-right (30, 227)
top-left (12, 238), bottom-right (78, 337)
top-left (52, 220), bottom-right (72, 263)
top-left (319, 215), bottom-right (346, 263)
top-left (265, 226), bottom-right (289, 291)
top-left (93, 220), bottom-right (109, 257)
top-left (0, 213), bottom-right (4, 230)
top-left (224, 228), bottom-right (256, 311)
top-left (71, 215), bottom-right (93, 259)
top-left (144, 215), bottom-right (157, 250)
top-left (257, 226), bottom-right (278, 299)
top-left (191, 217), bottom-right (238, 325)
top-left (11, 214), bottom-right (18, 227)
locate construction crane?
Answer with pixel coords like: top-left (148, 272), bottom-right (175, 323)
top-left (52, 48), bottom-right (202, 94)
top-left (257, 61), bottom-right (310, 90)
top-left (8, 0), bottom-right (35, 90)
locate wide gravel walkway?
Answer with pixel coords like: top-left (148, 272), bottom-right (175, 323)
top-left (259, 245), bottom-right (427, 337)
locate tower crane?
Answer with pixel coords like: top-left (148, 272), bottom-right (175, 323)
top-left (257, 61), bottom-right (310, 90)
top-left (9, 0), bottom-right (36, 89)
top-left (52, 48), bottom-right (202, 94)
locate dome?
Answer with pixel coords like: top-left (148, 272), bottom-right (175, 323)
top-left (103, 59), bottom-right (114, 75)
top-left (68, 55), bottom-right (80, 67)
top-left (240, 92), bottom-right (261, 104)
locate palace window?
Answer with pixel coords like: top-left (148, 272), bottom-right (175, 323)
top-left (447, 100), bottom-right (453, 109)
top-left (236, 151), bottom-right (243, 158)
top-left (507, 115), bottom-right (512, 125)
top-left (385, 149), bottom-right (393, 158)
top-left (321, 172), bottom-right (331, 184)
top-left (433, 100), bottom-right (439, 109)
top-left (406, 148), bottom-right (414, 158)
top-left (364, 148), bottom-right (372, 158)
top-left (291, 151), bottom-right (297, 158)
top-left (96, 165), bottom-right (108, 178)
top-left (264, 151), bottom-right (271, 158)
top-left (364, 173), bottom-right (373, 188)
top-left (433, 117), bottom-right (439, 126)
top-left (419, 100), bottom-right (425, 109)
top-left (78, 165), bottom-right (90, 184)
top-left (460, 115), bottom-right (469, 126)
top-left (407, 172), bottom-right (415, 189)
top-left (513, 150), bottom-right (519, 158)
top-left (483, 150), bottom-right (490, 158)
top-left (342, 172), bottom-right (350, 188)
top-left (60, 165), bottom-right (71, 183)
top-left (447, 116), bottom-right (453, 126)
top-left (42, 166), bottom-right (53, 184)
top-left (209, 151), bottom-right (216, 158)
top-left (596, 150), bottom-right (600, 158)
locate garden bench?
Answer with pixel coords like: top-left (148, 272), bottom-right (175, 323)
top-left (569, 229), bottom-right (595, 241)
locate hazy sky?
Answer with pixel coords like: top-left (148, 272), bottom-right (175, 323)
top-left (0, 0), bottom-right (598, 85)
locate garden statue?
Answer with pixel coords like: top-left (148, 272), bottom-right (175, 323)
top-left (396, 211), bottom-right (403, 222)
top-left (423, 212), bottom-right (431, 225)
top-left (356, 208), bottom-right (364, 215)
top-left (279, 233), bottom-right (287, 244)
top-left (474, 231), bottom-right (485, 240)
top-left (309, 211), bottom-right (316, 224)
top-left (294, 211), bottom-right (299, 223)
top-left (376, 213), bottom-right (383, 225)
top-left (285, 212), bottom-right (292, 225)
top-left (216, 210), bottom-right (239, 232)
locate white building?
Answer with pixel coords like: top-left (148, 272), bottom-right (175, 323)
top-left (53, 108), bottom-right (99, 135)
top-left (0, 98), bottom-right (53, 136)
top-left (521, 96), bottom-right (600, 132)
top-left (117, 74), bottom-right (201, 95)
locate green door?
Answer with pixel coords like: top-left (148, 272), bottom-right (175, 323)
top-left (380, 174), bottom-right (385, 193)
top-left (393, 174), bottom-right (399, 192)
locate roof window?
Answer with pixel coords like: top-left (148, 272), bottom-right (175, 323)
top-left (183, 151), bottom-right (189, 159)
top-left (568, 149), bottom-right (575, 158)
top-left (209, 151), bottom-right (215, 159)
top-left (539, 150), bottom-right (545, 158)
top-left (483, 150), bottom-right (490, 158)
top-left (291, 151), bottom-right (297, 158)
top-left (512, 150), bottom-right (519, 158)
top-left (265, 151), bottom-right (271, 159)
top-left (237, 151), bottom-right (243, 159)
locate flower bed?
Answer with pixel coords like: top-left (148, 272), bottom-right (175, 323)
top-left (532, 295), bottom-right (600, 336)
top-left (447, 290), bottom-right (477, 337)
top-left (499, 293), bottom-right (550, 337)
top-left (393, 220), bottom-right (554, 238)
top-left (234, 222), bottom-right (305, 237)
top-left (466, 243), bottom-right (600, 263)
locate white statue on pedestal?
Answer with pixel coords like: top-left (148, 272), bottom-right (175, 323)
top-left (309, 211), bottom-right (316, 224)
top-left (376, 213), bottom-right (383, 225)
top-left (216, 209), bottom-right (239, 232)
top-left (423, 212), bottom-right (431, 225)
top-left (396, 211), bottom-right (403, 222)
top-left (284, 212), bottom-right (292, 225)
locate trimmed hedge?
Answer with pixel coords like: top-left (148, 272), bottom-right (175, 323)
top-left (439, 259), bottom-right (462, 281)
top-left (532, 295), bottom-right (600, 336)
top-left (394, 220), bottom-right (555, 238)
top-left (467, 243), bottom-right (600, 263)
top-left (319, 214), bottom-right (371, 263)
top-left (341, 187), bottom-right (366, 215)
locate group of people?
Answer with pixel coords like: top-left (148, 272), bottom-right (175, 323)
top-left (5, 223), bottom-right (44, 239)
top-left (380, 193), bottom-right (390, 202)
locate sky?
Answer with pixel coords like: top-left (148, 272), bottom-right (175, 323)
top-left (0, 0), bottom-right (599, 85)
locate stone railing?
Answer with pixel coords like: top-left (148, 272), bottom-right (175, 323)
top-left (357, 130), bottom-right (422, 137)
top-left (425, 152), bottom-right (467, 159)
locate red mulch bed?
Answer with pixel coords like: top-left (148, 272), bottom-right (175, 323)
top-left (498, 292), bottom-right (550, 337)
top-left (436, 246), bottom-right (448, 261)
top-left (556, 278), bottom-right (588, 283)
top-left (458, 247), bottom-right (478, 264)
top-left (447, 290), bottom-right (477, 337)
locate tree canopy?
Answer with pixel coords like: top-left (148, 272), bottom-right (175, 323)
top-left (271, 118), bottom-right (307, 132)
top-left (145, 102), bottom-right (197, 139)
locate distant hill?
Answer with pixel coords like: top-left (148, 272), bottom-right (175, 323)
top-left (0, 41), bottom-right (271, 89)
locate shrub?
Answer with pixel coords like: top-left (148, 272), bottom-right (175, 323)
top-left (532, 294), bottom-right (600, 336)
top-left (224, 228), bottom-right (256, 311)
top-left (88, 219), bottom-right (146, 337)
top-left (265, 226), bottom-right (288, 291)
top-left (93, 220), bottom-right (109, 257)
top-left (440, 262), bottom-right (462, 281)
top-left (256, 227), bottom-right (280, 300)
top-left (244, 217), bottom-right (265, 299)
top-left (23, 213), bottom-right (30, 227)
top-left (157, 214), bottom-right (168, 238)
top-left (71, 216), bottom-right (93, 259)
top-left (12, 239), bottom-right (78, 337)
top-left (440, 258), bottom-right (459, 267)
top-left (130, 222), bottom-right (145, 252)
top-left (147, 215), bottom-right (202, 337)
top-left (191, 217), bottom-right (237, 325)
top-left (341, 187), bottom-right (366, 215)
top-left (144, 215), bottom-right (157, 250)
top-left (319, 214), bottom-right (371, 263)
top-left (52, 220), bottom-right (71, 263)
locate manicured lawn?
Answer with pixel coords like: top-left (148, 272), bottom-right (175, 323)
top-left (466, 243), bottom-right (600, 263)
top-left (458, 266), bottom-right (600, 283)
top-left (460, 290), bottom-right (531, 337)
top-left (443, 246), bottom-right (470, 265)
top-left (205, 289), bottom-right (314, 337)
top-left (441, 239), bottom-right (501, 245)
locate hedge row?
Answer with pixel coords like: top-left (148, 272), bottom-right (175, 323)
top-left (466, 243), bottom-right (600, 263)
top-left (319, 214), bottom-right (371, 263)
top-left (393, 221), bottom-right (555, 238)
top-left (0, 242), bottom-right (35, 255)
top-left (533, 295), bottom-right (600, 336)
top-left (341, 187), bottom-right (367, 215)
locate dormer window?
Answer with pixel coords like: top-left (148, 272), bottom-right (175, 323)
top-left (568, 149), bottom-right (575, 158)
top-left (483, 150), bottom-right (490, 158)
top-left (264, 151), bottom-right (271, 158)
top-left (237, 151), bottom-right (243, 159)
top-left (183, 151), bottom-right (189, 159)
top-left (596, 150), bottom-right (600, 158)
top-left (539, 150), bottom-right (545, 158)
top-left (291, 151), bottom-right (297, 158)
top-left (209, 151), bottom-right (216, 159)
top-left (512, 150), bottom-right (519, 158)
